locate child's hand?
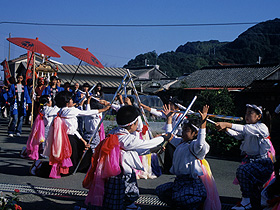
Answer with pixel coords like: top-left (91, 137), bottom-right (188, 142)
top-left (215, 122), bottom-right (230, 131)
top-left (162, 104), bottom-right (174, 118)
top-left (99, 99), bottom-right (110, 106)
top-left (198, 105), bottom-right (209, 122)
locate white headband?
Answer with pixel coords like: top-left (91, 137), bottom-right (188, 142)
top-left (246, 104), bottom-right (262, 115)
top-left (119, 117), bottom-right (138, 128)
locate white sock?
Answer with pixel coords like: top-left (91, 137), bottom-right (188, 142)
top-left (241, 197), bottom-right (250, 206)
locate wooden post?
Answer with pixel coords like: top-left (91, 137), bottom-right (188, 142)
top-left (30, 54), bottom-right (36, 127)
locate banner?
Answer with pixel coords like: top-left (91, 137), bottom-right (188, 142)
top-left (26, 51), bottom-right (34, 82)
top-left (2, 59), bottom-right (11, 84)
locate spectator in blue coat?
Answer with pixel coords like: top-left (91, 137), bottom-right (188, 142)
top-left (42, 76), bottom-right (63, 106)
top-left (8, 73), bottom-right (31, 137)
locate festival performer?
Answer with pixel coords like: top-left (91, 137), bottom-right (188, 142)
top-left (29, 91), bottom-right (110, 178)
top-left (141, 96), bottom-right (184, 173)
top-left (216, 104), bottom-right (274, 209)
top-left (83, 105), bottom-right (172, 210)
top-left (141, 96), bottom-right (184, 136)
top-left (21, 95), bottom-right (59, 160)
top-left (40, 95), bottom-right (60, 156)
top-left (82, 95), bottom-right (109, 153)
top-left (33, 77), bottom-right (46, 120)
top-left (41, 76), bottom-right (63, 106)
top-left (7, 73), bottom-right (31, 137)
top-left (156, 104), bottom-right (221, 210)
top-left (112, 95), bottom-right (158, 179)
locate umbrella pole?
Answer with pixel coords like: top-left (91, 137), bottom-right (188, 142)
top-left (30, 53), bottom-right (36, 127)
top-left (70, 60), bottom-right (82, 84)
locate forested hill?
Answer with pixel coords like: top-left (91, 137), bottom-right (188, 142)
top-left (124, 18), bottom-right (280, 77)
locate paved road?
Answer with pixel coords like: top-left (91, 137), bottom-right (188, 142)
top-left (0, 117), bottom-right (241, 209)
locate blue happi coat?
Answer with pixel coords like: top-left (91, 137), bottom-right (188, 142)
top-left (8, 84), bottom-right (31, 116)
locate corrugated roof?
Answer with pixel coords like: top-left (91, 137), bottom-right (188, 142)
top-left (171, 64), bottom-right (280, 88)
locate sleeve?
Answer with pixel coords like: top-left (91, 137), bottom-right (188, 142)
top-left (76, 108), bottom-right (99, 117)
top-left (226, 128), bottom-right (244, 140)
top-left (191, 128), bottom-right (210, 159)
top-left (24, 86), bottom-right (32, 104)
top-left (136, 116), bottom-right (143, 132)
top-left (111, 104), bottom-right (121, 111)
top-left (7, 85), bottom-right (15, 103)
top-left (166, 123), bottom-right (172, 133)
top-left (150, 108), bottom-right (165, 118)
top-left (86, 104), bottom-right (91, 111)
top-left (244, 123), bottom-right (269, 138)
top-left (74, 131), bottom-right (82, 139)
top-left (120, 135), bottom-right (164, 151)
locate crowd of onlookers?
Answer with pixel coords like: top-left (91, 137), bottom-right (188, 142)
top-left (0, 74), bottom-right (104, 137)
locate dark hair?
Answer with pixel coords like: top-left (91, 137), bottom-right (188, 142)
top-left (27, 78), bottom-right (33, 86)
top-left (83, 83), bottom-right (90, 88)
top-left (262, 108), bottom-right (271, 131)
top-left (39, 95), bottom-right (50, 106)
top-left (54, 91), bottom-right (73, 108)
top-left (50, 76), bottom-right (57, 82)
top-left (183, 116), bottom-right (201, 133)
top-left (8, 77), bottom-right (16, 85)
top-left (127, 96), bottom-right (135, 105)
top-left (116, 105), bottom-right (139, 126)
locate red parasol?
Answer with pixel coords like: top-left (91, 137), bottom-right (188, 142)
top-left (62, 46), bottom-right (104, 68)
top-left (7, 37), bottom-right (60, 127)
top-left (7, 37), bottom-right (60, 58)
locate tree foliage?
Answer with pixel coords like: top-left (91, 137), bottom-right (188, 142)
top-left (124, 18), bottom-right (280, 77)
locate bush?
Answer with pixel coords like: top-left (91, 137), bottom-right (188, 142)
top-left (206, 125), bottom-right (241, 158)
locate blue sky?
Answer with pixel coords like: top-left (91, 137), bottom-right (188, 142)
top-left (0, 0), bottom-right (279, 69)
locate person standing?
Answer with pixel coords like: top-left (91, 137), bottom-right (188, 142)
top-left (8, 73), bottom-right (31, 137)
top-left (42, 76), bottom-right (62, 106)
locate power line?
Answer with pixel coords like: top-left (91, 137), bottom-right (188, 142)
top-left (0, 21), bottom-right (261, 27)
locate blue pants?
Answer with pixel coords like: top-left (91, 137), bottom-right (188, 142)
top-left (8, 113), bottom-right (24, 134)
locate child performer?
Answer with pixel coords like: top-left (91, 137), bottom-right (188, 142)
top-left (141, 96), bottom-right (184, 136)
top-left (216, 104), bottom-right (274, 209)
top-left (39, 95), bottom-right (60, 157)
top-left (82, 95), bottom-right (109, 153)
top-left (22, 95), bottom-right (59, 160)
top-left (156, 105), bottom-right (221, 210)
top-left (83, 105), bottom-right (172, 210)
top-left (141, 97), bottom-right (184, 173)
top-left (30, 91), bottom-right (110, 178)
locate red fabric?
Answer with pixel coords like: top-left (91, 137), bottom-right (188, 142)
top-left (48, 116), bottom-right (72, 177)
top-left (25, 51), bottom-right (34, 83)
top-left (26, 112), bottom-right (45, 160)
top-left (141, 125), bottom-right (149, 135)
top-left (62, 46), bottom-right (104, 68)
top-left (7, 37), bottom-right (60, 57)
top-left (83, 134), bottom-right (121, 206)
top-left (2, 59), bottom-right (11, 84)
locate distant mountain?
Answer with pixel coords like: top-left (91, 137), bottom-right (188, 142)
top-left (124, 18), bottom-right (280, 77)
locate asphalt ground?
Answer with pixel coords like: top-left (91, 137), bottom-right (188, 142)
top-left (0, 117), bottom-right (241, 210)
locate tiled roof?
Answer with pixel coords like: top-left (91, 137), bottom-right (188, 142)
top-left (171, 64), bottom-right (280, 88)
top-left (57, 64), bottom-right (127, 77)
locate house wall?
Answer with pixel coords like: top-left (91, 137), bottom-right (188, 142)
top-left (266, 70), bottom-right (280, 80)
